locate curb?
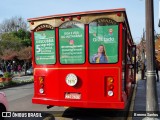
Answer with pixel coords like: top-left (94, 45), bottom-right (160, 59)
top-left (127, 84), bottom-right (137, 120)
top-left (0, 82), bottom-right (33, 90)
top-left (127, 73), bottom-right (140, 120)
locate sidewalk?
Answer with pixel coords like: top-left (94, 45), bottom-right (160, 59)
top-left (12, 71), bottom-right (25, 77)
top-left (132, 75), bottom-right (160, 120)
top-left (0, 73), bottom-right (33, 90)
top-left (12, 75), bottom-right (33, 83)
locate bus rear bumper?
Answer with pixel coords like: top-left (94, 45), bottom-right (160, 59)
top-left (32, 97), bottom-right (126, 109)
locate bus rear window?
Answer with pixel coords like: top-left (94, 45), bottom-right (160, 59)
top-left (89, 22), bottom-right (118, 64)
top-left (59, 21), bottom-right (85, 64)
top-left (34, 30), bottom-right (56, 64)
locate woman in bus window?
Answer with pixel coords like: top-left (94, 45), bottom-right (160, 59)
top-left (91, 45), bottom-right (108, 63)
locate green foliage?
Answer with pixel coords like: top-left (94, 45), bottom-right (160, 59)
top-left (0, 16), bottom-right (31, 62)
top-left (0, 17), bottom-right (31, 48)
top-left (12, 29), bottom-right (31, 47)
top-left (0, 82), bottom-right (5, 87)
top-left (0, 80), bottom-right (17, 87)
top-left (13, 29), bottom-right (26, 39)
top-left (0, 32), bottom-right (23, 54)
top-left (0, 29), bottom-right (31, 60)
top-left (7, 80), bottom-right (17, 85)
top-left (21, 39), bottom-right (32, 47)
top-left (3, 72), bottom-right (12, 78)
top-left (0, 32), bottom-right (20, 41)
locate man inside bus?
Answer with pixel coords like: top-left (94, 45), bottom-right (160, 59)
top-left (91, 45), bottom-right (108, 63)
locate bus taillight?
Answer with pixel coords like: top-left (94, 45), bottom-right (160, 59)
top-left (108, 84), bottom-right (114, 90)
top-left (39, 76), bottom-right (45, 94)
top-left (107, 77), bottom-right (114, 96)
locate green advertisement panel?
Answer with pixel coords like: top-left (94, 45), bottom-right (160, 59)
top-left (34, 30), bottom-right (56, 64)
top-left (59, 28), bottom-right (85, 64)
top-left (89, 25), bottom-right (118, 63)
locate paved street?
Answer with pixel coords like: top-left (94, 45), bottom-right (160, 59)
top-left (1, 83), bottom-right (68, 111)
top-left (1, 82), bottom-right (128, 120)
top-left (1, 83), bottom-right (67, 120)
top-left (1, 83), bottom-right (44, 111)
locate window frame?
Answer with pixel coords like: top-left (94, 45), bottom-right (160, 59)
top-left (58, 21), bottom-right (86, 65)
top-left (88, 19), bottom-right (119, 64)
top-left (34, 29), bottom-right (56, 65)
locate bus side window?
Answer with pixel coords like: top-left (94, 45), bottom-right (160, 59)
top-left (127, 54), bottom-right (131, 64)
top-left (131, 46), bottom-right (136, 64)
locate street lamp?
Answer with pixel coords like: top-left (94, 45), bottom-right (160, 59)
top-left (145, 0), bottom-right (159, 119)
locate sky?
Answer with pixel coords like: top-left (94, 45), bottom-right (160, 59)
top-left (0, 0), bottom-right (159, 43)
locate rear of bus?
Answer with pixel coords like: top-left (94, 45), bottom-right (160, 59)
top-left (29, 9), bottom-right (132, 109)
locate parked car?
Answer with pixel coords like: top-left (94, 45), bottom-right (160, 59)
top-left (0, 92), bottom-right (8, 120)
top-left (26, 66), bottom-right (33, 75)
top-left (0, 70), bottom-right (4, 77)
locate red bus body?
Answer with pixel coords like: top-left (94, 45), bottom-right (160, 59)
top-left (28, 8), bottom-right (136, 109)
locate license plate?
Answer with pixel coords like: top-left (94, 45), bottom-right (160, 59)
top-left (65, 93), bottom-right (81, 99)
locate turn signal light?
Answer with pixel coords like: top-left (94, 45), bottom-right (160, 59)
top-left (39, 77), bottom-right (44, 85)
top-left (39, 76), bottom-right (45, 94)
top-left (107, 77), bottom-right (114, 83)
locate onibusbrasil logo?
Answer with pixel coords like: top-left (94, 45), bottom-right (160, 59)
top-left (2, 112), bottom-right (42, 118)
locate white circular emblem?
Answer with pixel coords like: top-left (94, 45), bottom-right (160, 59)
top-left (66, 73), bottom-right (78, 86)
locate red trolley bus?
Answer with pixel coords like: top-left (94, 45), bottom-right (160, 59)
top-left (28, 8), bottom-right (136, 109)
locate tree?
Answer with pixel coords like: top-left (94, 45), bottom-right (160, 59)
top-left (0, 32), bottom-right (22, 56)
top-left (0, 16), bottom-right (27, 34)
top-left (0, 16), bottom-right (32, 74)
top-left (13, 29), bottom-right (31, 46)
top-left (0, 49), bottom-right (17, 72)
top-left (1, 49), bottom-right (17, 61)
top-left (17, 46), bottom-right (32, 75)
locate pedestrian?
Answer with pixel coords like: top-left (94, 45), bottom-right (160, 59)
top-left (0, 64), bottom-right (2, 71)
top-left (155, 60), bottom-right (159, 82)
top-left (136, 61), bottom-right (139, 74)
top-left (12, 65), bottom-right (16, 74)
top-left (156, 67), bottom-right (159, 82)
top-left (18, 65), bottom-right (22, 73)
top-left (7, 63), bottom-right (11, 73)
